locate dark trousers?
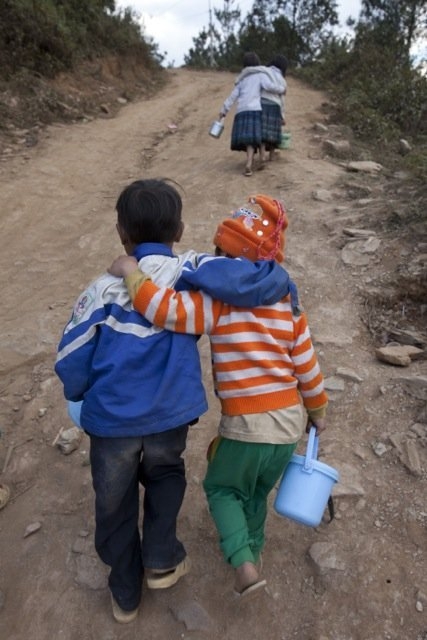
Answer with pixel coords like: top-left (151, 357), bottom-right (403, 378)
top-left (89, 424), bottom-right (188, 611)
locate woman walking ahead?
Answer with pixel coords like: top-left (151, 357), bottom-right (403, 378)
top-left (219, 52), bottom-right (285, 176)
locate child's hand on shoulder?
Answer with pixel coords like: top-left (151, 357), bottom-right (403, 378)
top-left (108, 255), bottom-right (139, 278)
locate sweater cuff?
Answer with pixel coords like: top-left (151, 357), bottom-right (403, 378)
top-left (124, 270), bottom-right (151, 301)
top-left (307, 403), bottom-right (328, 421)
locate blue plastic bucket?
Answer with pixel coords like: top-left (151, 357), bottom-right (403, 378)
top-left (67, 400), bottom-right (83, 429)
top-left (274, 427), bottom-right (339, 527)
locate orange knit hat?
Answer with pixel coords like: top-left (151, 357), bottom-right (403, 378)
top-left (213, 194), bottom-right (288, 262)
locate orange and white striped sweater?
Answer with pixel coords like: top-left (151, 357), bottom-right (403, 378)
top-left (125, 272), bottom-right (328, 417)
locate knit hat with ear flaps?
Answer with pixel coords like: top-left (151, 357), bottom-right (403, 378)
top-left (213, 194), bottom-right (288, 263)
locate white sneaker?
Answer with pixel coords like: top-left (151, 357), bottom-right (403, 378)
top-left (110, 594), bottom-right (139, 623)
top-left (146, 557), bottom-right (191, 589)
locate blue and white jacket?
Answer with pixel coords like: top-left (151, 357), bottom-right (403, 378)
top-left (55, 243), bottom-right (292, 438)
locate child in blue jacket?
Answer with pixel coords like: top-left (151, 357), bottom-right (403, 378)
top-left (55, 178), bottom-right (295, 623)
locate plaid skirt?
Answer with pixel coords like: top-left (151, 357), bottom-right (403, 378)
top-left (261, 99), bottom-right (282, 149)
top-left (230, 110), bottom-right (262, 151)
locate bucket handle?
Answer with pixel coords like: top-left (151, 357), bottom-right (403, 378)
top-left (303, 426), bottom-right (319, 472)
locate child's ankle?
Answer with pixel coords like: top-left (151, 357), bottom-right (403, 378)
top-left (234, 561), bottom-right (259, 593)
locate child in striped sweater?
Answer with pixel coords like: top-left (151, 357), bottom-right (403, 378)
top-left (108, 193), bottom-right (328, 599)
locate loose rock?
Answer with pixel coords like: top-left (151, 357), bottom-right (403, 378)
top-left (375, 344), bottom-right (424, 367)
top-left (323, 139), bottom-right (351, 158)
top-left (345, 160), bottom-right (383, 173)
top-left (324, 376), bottom-right (345, 391)
top-left (312, 188), bottom-right (334, 202)
top-left (336, 367), bottom-right (364, 382)
top-left (395, 375), bottom-right (427, 400)
top-left (24, 521), bottom-right (42, 538)
top-left (55, 426), bottom-right (82, 455)
top-left (343, 228), bottom-right (377, 238)
top-left (308, 542), bottom-right (346, 573)
top-left (170, 600), bottom-right (213, 631)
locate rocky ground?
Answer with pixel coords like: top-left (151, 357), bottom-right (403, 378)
top-left (0, 62), bottom-right (426, 640)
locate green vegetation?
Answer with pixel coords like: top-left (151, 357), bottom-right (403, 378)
top-left (0, 0), bottom-right (164, 79)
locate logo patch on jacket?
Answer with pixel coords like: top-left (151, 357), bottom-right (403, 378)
top-left (72, 290), bottom-right (95, 324)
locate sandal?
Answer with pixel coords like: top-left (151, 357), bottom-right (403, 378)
top-left (234, 579), bottom-right (267, 599)
top-left (0, 484), bottom-right (10, 511)
top-left (244, 167), bottom-right (253, 177)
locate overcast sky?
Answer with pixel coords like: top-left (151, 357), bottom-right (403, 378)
top-left (116, 0), bottom-right (363, 66)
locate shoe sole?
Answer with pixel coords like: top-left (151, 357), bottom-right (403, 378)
top-left (0, 484), bottom-right (10, 510)
top-left (110, 594), bottom-right (139, 623)
top-left (146, 557), bottom-right (190, 589)
top-left (234, 579), bottom-right (267, 600)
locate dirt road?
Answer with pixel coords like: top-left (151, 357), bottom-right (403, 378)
top-left (0, 68), bottom-right (425, 640)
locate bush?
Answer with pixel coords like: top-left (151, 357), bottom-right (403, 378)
top-left (0, 0), bottom-right (161, 79)
top-left (296, 35), bottom-right (427, 183)
top-left (297, 37), bottom-right (427, 145)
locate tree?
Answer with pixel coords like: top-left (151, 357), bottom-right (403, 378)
top-left (214, 0), bottom-right (241, 44)
top-left (277, 0), bottom-right (339, 62)
top-left (237, 0), bottom-right (282, 64)
top-left (185, 0), bottom-right (243, 69)
top-left (300, 0), bottom-right (427, 142)
top-left (357, 0), bottom-right (427, 64)
top-left (184, 0), bottom-right (339, 68)
top-left (272, 14), bottom-right (305, 65)
top-left (213, 0), bottom-right (242, 67)
top-left (240, 0), bottom-right (339, 65)
top-left (184, 27), bottom-right (217, 68)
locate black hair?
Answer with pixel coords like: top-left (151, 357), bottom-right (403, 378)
top-left (116, 178), bottom-right (182, 244)
top-left (243, 51), bottom-right (261, 67)
top-left (269, 54), bottom-right (288, 76)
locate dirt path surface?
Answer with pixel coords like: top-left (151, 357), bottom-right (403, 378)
top-left (0, 68), bottom-right (426, 640)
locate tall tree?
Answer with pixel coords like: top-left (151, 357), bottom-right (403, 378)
top-left (185, 1), bottom-right (241, 68)
top-left (184, 27), bottom-right (217, 68)
top-left (213, 0), bottom-right (242, 67)
top-left (358, 0), bottom-right (427, 63)
top-left (278, 0), bottom-right (339, 61)
top-left (214, 0), bottom-right (241, 42)
top-left (240, 0), bottom-right (338, 64)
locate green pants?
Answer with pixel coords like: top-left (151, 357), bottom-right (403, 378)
top-left (203, 437), bottom-right (297, 568)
